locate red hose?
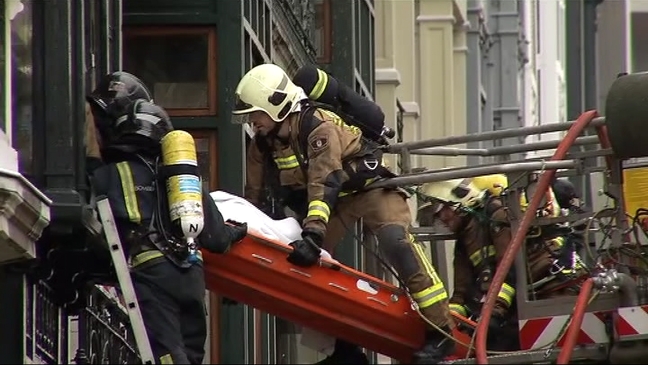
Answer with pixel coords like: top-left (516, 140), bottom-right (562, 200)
top-left (556, 278), bottom-right (594, 364)
top-left (474, 110), bottom-right (600, 364)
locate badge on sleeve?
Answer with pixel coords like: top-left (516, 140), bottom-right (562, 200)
top-left (309, 135), bottom-right (329, 152)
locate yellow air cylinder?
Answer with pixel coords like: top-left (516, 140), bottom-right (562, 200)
top-left (161, 130), bottom-right (205, 263)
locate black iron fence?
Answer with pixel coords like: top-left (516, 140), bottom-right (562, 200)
top-left (74, 285), bottom-right (140, 364)
top-left (25, 276), bottom-right (140, 364)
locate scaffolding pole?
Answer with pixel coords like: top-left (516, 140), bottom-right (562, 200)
top-left (410, 135), bottom-right (600, 156)
top-left (369, 160), bottom-right (578, 189)
top-left (385, 117), bottom-right (606, 152)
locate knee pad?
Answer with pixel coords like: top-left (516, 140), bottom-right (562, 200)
top-left (375, 224), bottom-right (421, 281)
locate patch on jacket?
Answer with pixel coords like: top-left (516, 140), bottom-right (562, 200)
top-left (309, 135), bottom-right (329, 152)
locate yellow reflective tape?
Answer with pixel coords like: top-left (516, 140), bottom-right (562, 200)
top-left (449, 303), bottom-right (468, 317)
top-left (469, 245), bottom-right (496, 266)
top-left (160, 354), bottom-right (174, 364)
top-left (319, 109), bottom-right (361, 135)
top-left (412, 282), bottom-right (448, 309)
top-left (497, 282), bottom-right (516, 307)
top-left (411, 238), bottom-right (442, 284)
top-left (116, 162), bottom-right (141, 224)
top-left (551, 236), bottom-right (565, 247)
top-left (309, 69), bottom-right (329, 99)
top-left (307, 200), bottom-right (330, 222)
top-left (274, 155), bottom-right (300, 169)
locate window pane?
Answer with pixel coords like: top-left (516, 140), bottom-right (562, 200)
top-left (10, 0), bottom-right (33, 174)
top-left (313, 0), bottom-right (324, 56)
top-left (123, 31), bottom-right (210, 110)
top-left (193, 135), bottom-right (212, 191)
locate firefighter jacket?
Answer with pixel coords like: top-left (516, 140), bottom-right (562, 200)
top-left (450, 197), bottom-right (517, 316)
top-left (245, 108), bottom-right (388, 238)
top-left (90, 157), bottom-right (239, 267)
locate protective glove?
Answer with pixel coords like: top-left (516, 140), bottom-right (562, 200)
top-left (226, 219), bottom-right (248, 244)
top-left (287, 229), bottom-right (323, 267)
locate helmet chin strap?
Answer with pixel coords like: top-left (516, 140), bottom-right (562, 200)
top-left (268, 120), bottom-right (289, 143)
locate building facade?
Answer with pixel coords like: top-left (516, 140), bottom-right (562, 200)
top-left (1, 0), bottom-right (377, 363)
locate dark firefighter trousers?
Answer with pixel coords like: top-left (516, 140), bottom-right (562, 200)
top-left (130, 251), bottom-right (207, 364)
top-left (321, 188), bottom-right (453, 328)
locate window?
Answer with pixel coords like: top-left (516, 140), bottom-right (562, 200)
top-left (123, 26), bottom-right (217, 117)
top-left (3, 0), bottom-right (34, 174)
top-left (313, 0), bottom-right (332, 63)
top-left (189, 130), bottom-right (218, 193)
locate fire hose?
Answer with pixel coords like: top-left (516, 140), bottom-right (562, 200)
top-left (475, 110), bottom-right (603, 364)
top-left (555, 278), bottom-right (594, 364)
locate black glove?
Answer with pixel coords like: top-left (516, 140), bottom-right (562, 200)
top-left (287, 230), bottom-right (323, 267)
top-left (226, 219), bottom-right (248, 244)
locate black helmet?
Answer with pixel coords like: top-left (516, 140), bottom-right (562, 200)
top-left (106, 99), bottom-right (174, 155)
top-left (87, 71), bottom-right (152, 114)
top-left (551, 178), bottom-right (578, 209)
top-left (88, 72), bottom-right (153, 146)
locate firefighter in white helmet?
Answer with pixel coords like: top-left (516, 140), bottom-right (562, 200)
top-left (233, 63), bottom-right (455, 364)
top-left (417, 175), bottom-right (587, 348)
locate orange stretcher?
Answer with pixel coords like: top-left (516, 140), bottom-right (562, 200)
top-left (203, 232), bottom-right (471, 363)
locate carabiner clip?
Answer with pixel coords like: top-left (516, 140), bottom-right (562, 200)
top-left (549, 260), bottom-right (565, 276)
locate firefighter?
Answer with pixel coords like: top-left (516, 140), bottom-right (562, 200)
top-left (417, 176), bottom-right (517, 345)
top-left (232, 63), bottom-right (455, 364)
top-left (85, 71), bottom-right (248, 364)
top-left (417, 175), bottom-right (587, 336)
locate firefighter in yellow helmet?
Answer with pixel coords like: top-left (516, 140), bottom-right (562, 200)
top-left (417, 174), bottom-right (587, 345)
top-left (233, 63), bottom-right (455, 364)
top-left (417, 176), bottom-right (517, 342)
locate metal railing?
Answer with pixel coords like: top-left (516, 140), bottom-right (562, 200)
top-left (375, 114), bottom-right (631, 322)
top-left (74, 285), bottom-right (140, 364)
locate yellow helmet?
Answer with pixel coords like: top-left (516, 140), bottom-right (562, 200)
top-left (471, 174), bottom-right (508, 197)
top-left (418, 178), bottom-right (486, 212)
top-left (232, 64), bottom-right (307, 123)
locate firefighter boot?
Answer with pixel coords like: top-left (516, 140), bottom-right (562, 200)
top-left (486, 313), bottom-right (518, 351)
top-left (412, 328), bottom-right (455, 364)
top-left (314, 340), bottom-right (369, 364)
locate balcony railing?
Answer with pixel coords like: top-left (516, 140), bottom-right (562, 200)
top-left (25, 274), bottom-right (140, 364)
top-left (74, 285), bottom-right (140, 364)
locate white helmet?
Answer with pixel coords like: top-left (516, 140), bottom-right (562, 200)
top-left (418, 178), bottom-right (486, 214)
top-left (232, 64), bottom-right (307, 125)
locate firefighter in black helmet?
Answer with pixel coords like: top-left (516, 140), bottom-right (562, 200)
top-left (85, 71), bottom-right (248, 364)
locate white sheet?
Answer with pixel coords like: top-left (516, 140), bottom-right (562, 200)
top-left (210, 190), bottom-right (337, 355)
top-left (210, 191), bottom-right (335, 261)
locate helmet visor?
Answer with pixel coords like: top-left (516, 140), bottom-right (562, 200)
top-left (231, 113), bottom-right (251, 125)
top-left (232, 94), bottom-right (260, 124)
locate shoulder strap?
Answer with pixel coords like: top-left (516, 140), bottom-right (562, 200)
top-left (293, 104), bottom-right (323, 172)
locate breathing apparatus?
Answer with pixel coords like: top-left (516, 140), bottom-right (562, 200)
top-left (159, 130), bottom-right (205, 264)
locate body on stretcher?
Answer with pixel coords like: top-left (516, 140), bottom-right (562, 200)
top-left (207, 191), bottom-right (472, 362)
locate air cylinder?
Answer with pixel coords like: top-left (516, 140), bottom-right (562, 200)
top-left (605, 71), bottom-right (648, 159)
top-left (160, 130), bottom-right (205, 264)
